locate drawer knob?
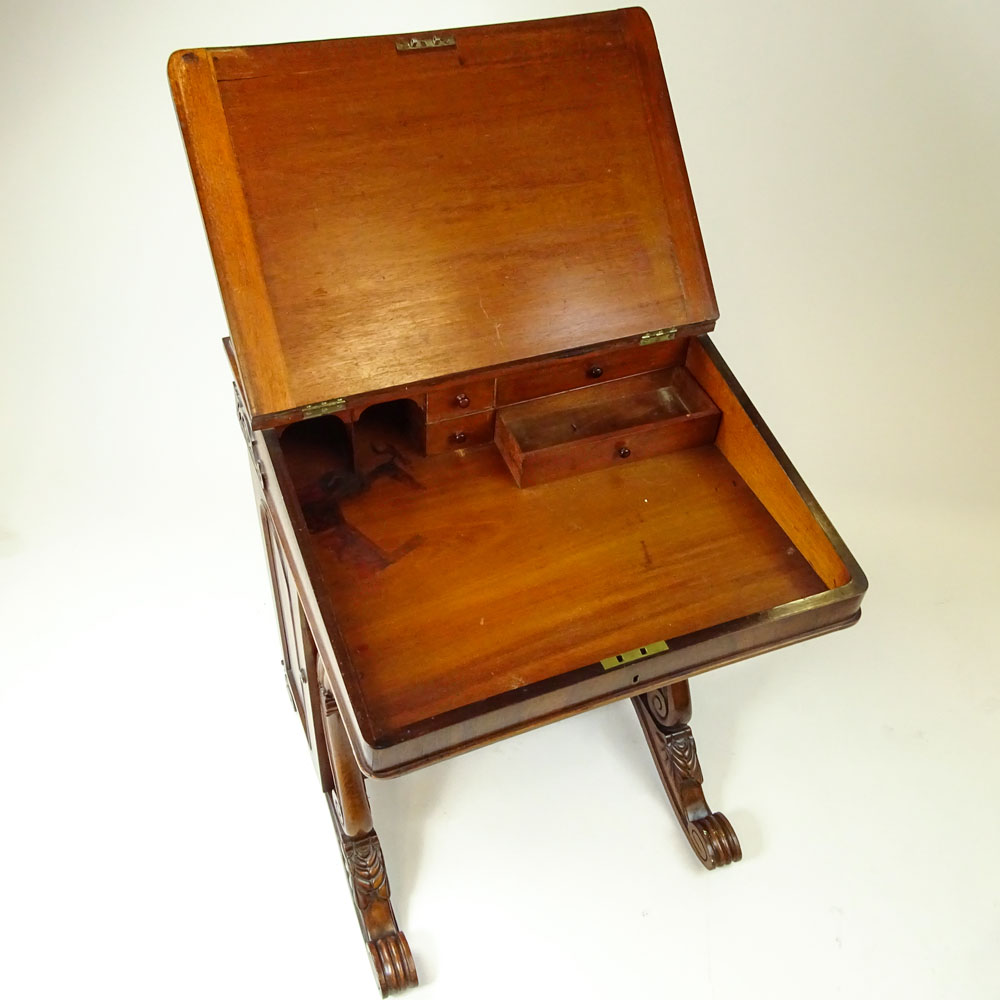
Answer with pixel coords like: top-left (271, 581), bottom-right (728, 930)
top-left (455, 392), bottom-right (471, 408)
top-left (451, 431), bottom-right (467, 444)
top-left (618, 446), bottom-right (631, 459)
top-left (587, 365), bottom-right (604, 379)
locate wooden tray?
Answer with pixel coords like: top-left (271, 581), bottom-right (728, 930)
top-left (495, 365), bottom-right (720, 485)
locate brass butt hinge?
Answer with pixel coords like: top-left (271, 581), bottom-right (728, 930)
top-left (601, 640), bottom-right (669, 671)
top-left (395, 34), bottom-right (456, 52)
top-left (639, 328), bottom-right (678, 346)
top-left (301, 397), bottom-right (347, 419)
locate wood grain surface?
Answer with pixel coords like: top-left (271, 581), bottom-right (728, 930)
top-left (686, 339), bottom-right (851, 590)
top-left (167, 49), bottom-right (292, 417)
top-left (281, 427), bottom-right (825, 734)
top-left (169, 10), bottom-right (717, 423)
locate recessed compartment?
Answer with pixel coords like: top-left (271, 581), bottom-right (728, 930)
top-left (495, 366), bottom-right (720, 487)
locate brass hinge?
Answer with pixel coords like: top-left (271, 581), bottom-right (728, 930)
top-left (601, 640), bottom-right (669, 671)
top-left (301, 397), bottom-right (347, 419)
top-left (395, 34), bottom-right (456, 52)
top-left (639, 328), bottom-right (678, 346)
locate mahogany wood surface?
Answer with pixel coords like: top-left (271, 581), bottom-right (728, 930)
top-left (280, 423), bottom-right (826, 735)
top-left (167, 51), bottom-right (292, 417)
top-left (168, 9), bottom-right (717, 424)
top-left (251, 334), bottom-right (865, 775)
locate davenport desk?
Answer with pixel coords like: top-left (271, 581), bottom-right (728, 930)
top-left (168, 9), bottom-right (867, 994)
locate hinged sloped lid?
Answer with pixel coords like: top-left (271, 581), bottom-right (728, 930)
top-left (169, 8), bottom-right (717, 427)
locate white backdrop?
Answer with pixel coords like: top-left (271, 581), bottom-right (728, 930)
top-left (2, 2), bottom-right (998, 997)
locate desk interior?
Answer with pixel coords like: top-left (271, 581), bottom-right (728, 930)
top-left (280, 415), bottom-right (828, 736)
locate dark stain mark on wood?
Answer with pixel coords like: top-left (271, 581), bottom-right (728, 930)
top-left (299, 442), bottom-right (425, 572)
top-left (641, 539), bottom-right (653, 568)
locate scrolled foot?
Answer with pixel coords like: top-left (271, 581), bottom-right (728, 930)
top-left (632, 682), bottom-right (742, 871)
top-left (688, 811), bottom-right (742, 870)
top-left (369, 932), bottom-right (419, 997)
top-left (328, 817), bottom-right (420, 996)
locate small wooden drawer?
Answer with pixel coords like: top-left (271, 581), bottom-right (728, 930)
top-left (495, 339), bottom-right (687, 406)
top-left (426, 380), bottom-right (495, 421)
top-left (495, 366), bottom-right (720, 487)
top-left (426, 411), bottom-right (495, 454)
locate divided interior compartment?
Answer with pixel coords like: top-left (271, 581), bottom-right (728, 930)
top-left (275, 339), bottom-right (852, 741)
top-left (495, 366), bottom-right (720, 486)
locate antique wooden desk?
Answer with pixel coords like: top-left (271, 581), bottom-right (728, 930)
top-left (169, 9), bottom-right (866, 994)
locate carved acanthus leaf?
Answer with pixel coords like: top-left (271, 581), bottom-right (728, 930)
top-left (345, 833), bottom-right (390, 909)
top-left (662, 729), bottom-right (699, 779)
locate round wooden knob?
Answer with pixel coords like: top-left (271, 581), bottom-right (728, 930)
top-left (587, 365), bottom-right (604, 378)
top-left (455, 393), bottom-right (471, 408)
top-left (618, 446), bottom-right (631, 458)
top-left (452, 431), bottom-right (467, 444)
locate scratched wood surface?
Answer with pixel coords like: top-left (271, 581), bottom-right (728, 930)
top-left (169, 9), bottom-right (717, 423)
top-left (280, 426), bottom-right (825, 735)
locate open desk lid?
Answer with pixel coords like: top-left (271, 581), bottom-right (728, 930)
top-left (169, 8), bottom-right (717, 427)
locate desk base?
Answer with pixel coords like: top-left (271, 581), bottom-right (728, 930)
top-left (313, 671), bottom-right (738, 994)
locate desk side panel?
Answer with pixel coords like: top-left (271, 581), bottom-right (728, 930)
top-left (254, 423), bottom-right (382, 764)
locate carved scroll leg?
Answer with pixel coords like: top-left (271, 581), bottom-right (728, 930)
top-left (632, 680), bottom-right (742, 871)
top-left (321, 689), bottom-right (418, 996)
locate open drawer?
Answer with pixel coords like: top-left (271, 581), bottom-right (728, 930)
top-left (495, 366), bottom-right (720, 486)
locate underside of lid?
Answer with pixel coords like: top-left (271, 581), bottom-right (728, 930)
top-left (169, 8), bottom-right (717, 426)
